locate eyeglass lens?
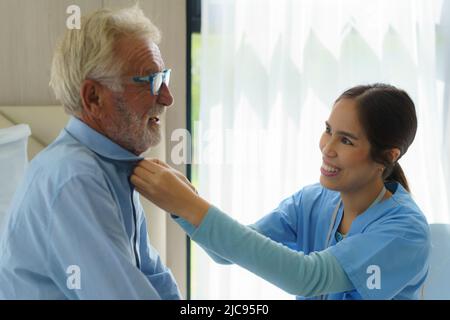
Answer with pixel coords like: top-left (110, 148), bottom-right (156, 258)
top-left (152, 70), bottom-right (171, 95)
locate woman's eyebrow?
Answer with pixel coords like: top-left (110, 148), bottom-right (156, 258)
top-left (325, 121), bottom-right (359, 140)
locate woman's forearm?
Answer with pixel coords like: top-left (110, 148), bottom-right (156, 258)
top-left (191, 206), bottom-right (354, 297)
top-left (173, 215), bottom-right (233, 265)
top-left (181, 195), bottom-right (210, 227)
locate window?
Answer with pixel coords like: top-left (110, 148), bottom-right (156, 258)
top-left (188, 0), bottom-right (449, 300)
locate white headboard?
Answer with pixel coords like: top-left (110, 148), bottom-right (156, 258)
top-left (0, 106), bottom-right (69, 159)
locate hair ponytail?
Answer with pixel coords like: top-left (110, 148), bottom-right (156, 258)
top-left (383, 162), bottom-right (410, 192)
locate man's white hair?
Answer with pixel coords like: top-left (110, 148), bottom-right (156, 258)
top-left (49, 5), bottom-right (161, 116)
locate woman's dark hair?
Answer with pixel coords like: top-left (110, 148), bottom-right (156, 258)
top-left (336, 83), bottom-right (417, 192)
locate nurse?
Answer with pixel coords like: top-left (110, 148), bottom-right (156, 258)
top-left (131, 83), bottom-right (431, 300)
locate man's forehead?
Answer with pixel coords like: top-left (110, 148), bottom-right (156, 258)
top-left (117, 38), bottom-right (164, 74)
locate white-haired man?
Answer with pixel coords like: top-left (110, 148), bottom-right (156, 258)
top-left (0, 6), bottom-right (181, 299)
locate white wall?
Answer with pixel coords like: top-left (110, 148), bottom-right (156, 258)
top-left (0, 0), bottom-right (188, 297)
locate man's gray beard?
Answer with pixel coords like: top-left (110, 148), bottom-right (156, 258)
top-left (105, 96), bottom-right (164, 155)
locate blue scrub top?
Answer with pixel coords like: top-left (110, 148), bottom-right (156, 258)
top-left (252, 182), bottom-right (431, 299)
top-left (0, 117), bottom-right (181, 299)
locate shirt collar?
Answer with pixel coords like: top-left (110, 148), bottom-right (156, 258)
top-left (64, 117), bottom-right (144, 162)
top-left (344, 181), bottom-right (404, 236)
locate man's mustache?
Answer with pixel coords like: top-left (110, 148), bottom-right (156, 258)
top-left (148, 104), bottom-right (165, 118)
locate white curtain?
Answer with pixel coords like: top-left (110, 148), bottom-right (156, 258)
top-left (192, 0), bottom-right (449, 299)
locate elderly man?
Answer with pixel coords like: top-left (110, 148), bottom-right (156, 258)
top-left (0, 6), bottom-right (180, 299)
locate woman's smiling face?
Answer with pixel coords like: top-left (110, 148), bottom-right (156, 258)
top-left (319, 98), bottom-right (382, 193)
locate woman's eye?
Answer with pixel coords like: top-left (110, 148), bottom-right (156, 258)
top-left (325, 126), bottom-right (331, 134)
top-left (341, 137), bottom-right (353, 145)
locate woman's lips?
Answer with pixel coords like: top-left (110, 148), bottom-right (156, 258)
top-left (320, 162), bottom-right (341, 177)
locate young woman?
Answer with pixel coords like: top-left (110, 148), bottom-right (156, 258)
top-left (131, 83), bottom-right (430, 300)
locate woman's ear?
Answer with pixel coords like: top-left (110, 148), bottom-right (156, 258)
top-left (80, 79), bottom-right (103, 118)
top-left (387, 148), bottom-right (401, 164)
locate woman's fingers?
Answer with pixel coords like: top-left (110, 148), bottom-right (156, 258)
top-left (149, 158), bottom-right (170, 168)
top-left (133, 160), bottom-right (197, 194)
top-left (137, 159), bottom-right (163, 173)
top-left (133, 166), bottom-right (156, 184)
top-left (131, 160), bottom-right (208, 224)
top-left (130, 173), bottom-right (149, 190)
top-left (142, 158), bottom-right (195, 190)
top-left (134, 186), bottom-right (147, 198)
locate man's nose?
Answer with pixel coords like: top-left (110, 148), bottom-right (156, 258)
top-left (157, 83), bottom-right (174, 107)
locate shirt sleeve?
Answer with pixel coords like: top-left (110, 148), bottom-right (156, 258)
top-left (173, 215), bottom-right (232, 264)
top-left (172, 190), bottom-right (303, 265)
top-left (190, 206), bottom-right (353, 297)
top-left (328, 215), bottom-right (431, 300)
top-left (137, 204), bottom-right (181, 299)
top-left (47, 174), bottom-right (162, 299)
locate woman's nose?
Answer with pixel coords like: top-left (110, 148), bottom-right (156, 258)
top-left (321, 139), bottom-right (337, 158)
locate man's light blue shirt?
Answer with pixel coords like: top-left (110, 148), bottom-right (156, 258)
top-left (0, 117), bottom-right (181, 299)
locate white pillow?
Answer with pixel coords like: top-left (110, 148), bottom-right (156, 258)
top-left (0, 124), bottom-right (31, 229)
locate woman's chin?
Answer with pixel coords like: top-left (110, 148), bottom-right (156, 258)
top-left (319, 176), bottom-right (340, 191)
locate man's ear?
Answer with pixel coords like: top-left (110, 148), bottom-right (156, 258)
top-left (80, 79), bottom-right (103, 118)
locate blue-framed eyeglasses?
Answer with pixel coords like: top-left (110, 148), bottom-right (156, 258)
top-left (132, 69), bottom-right (171, 96)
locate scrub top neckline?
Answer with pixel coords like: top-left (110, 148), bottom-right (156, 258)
top-left (333, 182), bottom-right (399, 242)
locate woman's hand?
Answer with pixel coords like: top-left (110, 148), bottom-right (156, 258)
top-left (131, 159), bottom-right (210, 226)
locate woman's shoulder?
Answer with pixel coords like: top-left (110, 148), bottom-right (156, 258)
top-left (371, 182), bottom-right (430, 241)
top-left (387, 182), bottom-right (428, 221)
